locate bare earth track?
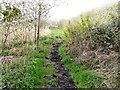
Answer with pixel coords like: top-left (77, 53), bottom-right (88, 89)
top-left (49, 39), bottom-right (76, 88)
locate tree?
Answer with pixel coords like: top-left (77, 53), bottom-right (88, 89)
top-left (2, 6), bottom-right (21, 22)
top-left (0, 3), bottom-right (21, 53)
top-left (0, 0), bottom-right (66, 51)
top-left (0, 5), bottom-right (3, 21)
top-left (23, 0), bottom-right (65, 50)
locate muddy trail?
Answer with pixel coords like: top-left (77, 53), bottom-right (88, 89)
top-left (48, 40), bottom-right (76, 88)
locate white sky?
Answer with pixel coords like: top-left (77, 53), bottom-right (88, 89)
top-left (50, 0), bottom-right (119, 20)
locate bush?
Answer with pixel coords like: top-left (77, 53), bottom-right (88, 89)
top-left (62, 3), bottom-right (119, 88)
top-left (63, 4), bottom-right (119, 52)
top-left (90, 16), bottom-right (119, 51)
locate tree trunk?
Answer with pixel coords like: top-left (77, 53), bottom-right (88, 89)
top-left (1, 34), bottom-right (8, 52)
top-left (1, 26), bottom-right (10, 53)
top-left (34, 23), bottom-right (37, 43)
top-left (34, 10), bottom-right (37, 44)
top-left (36, 4), bottom-right (41, 50)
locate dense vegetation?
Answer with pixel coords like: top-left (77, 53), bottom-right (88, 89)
top-left (0, 1), bottom-right (119, 89)
top-left (61, 3), bottom-right (119, 88)
top-left (1, 37), bottom-right (56, 88)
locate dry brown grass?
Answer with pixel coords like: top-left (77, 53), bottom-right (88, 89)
top-left (67, 41), bottom-right (119, 88)
top-left (0, 26), bottom-right (51, 43)
top-left (0, 25), bottom-right (51, 64)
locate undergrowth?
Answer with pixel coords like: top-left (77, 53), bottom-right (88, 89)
top-left (60, 2), bottom-right (119, 88)
top-left (1, 37), bottom-right (56, 88)
top-left (59, 46), bottom-right (101, 88)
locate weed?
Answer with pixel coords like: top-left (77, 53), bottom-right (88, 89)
top-left (59, 46), bottom-right (101, 88)
top-left (1, 37), bottom-right (56, 88)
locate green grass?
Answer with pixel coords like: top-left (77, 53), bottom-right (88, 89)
top-left (59, 46), bottom-right (101, 88)
top-left (1, 37), bottom-right (56, 88)
top-left (1, 28), bottom-right (101, 88)
top-left (51, 28), bottom-right (101, 88)
top-left (51, 28), bottom-right (66, 39)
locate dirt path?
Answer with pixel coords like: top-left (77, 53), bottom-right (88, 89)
top-left (49, 41), bottom-right (76, 88)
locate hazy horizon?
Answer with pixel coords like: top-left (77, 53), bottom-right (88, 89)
top-left (49, 0), bottom-right (119, 21)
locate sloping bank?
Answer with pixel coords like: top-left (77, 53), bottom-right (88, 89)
top-left (59, 45), bottom-right (102, 88)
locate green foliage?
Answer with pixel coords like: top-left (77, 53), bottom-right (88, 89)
top-left (61, 3), bottom-right (119, 88)
top-left (40, 36), bottom-right (53, 45)
top-left (51, 28), bottom-right (66, 39)
top-left (90, 16), bottom-right (119, 50)
top-left (48, 78), bottom-right (57, 87)
top-left (63, 3), bottom-right (119, 52)
top-left (62, 15), bottom-right (96, 43)
top-left (1, 37), bottom-right (56, 88)
top-left (12, 6), bottom-right (21, 16)
top-left (11, 40), bottom-right (33, 48)
top-left (0, 5), bottom-right (2, 13)
top-left (1, 52), bottom-right (46, 88)
top-left (59, 46), bottom-right (101, 88)
top-left (0, 50), bottom-right (10, 56)
top-left (2, 6), bottom-right (21, 22)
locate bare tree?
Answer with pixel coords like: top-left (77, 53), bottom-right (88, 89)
top-left (31, 0), bottom-right (66, 50)
top-left (0, 0), bottom-right (21, 53)
top-left (0, 0), bottom-right (66, 51)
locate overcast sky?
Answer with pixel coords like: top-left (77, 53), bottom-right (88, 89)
top-left (50, 0), bottom-right (119, 20)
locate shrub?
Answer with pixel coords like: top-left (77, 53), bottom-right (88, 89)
top-left (90, 16), bottom-right (119, 51)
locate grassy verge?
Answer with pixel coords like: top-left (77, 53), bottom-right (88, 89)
top-left (51, 28), bottom-right (66, 39)
top-left (1, 37), bottom-right (56, 88)
top-left (51, 28), bottom-right (102, 88)
top-left (59, 46), bottom-right (101, 88)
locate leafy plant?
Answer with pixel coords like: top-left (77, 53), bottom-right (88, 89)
top-left (1, 37), bottom-right (56, 88)
top-left (2, 6), bottom-right (21, 22)
top-left (90, 16), bottom-right (119, 51)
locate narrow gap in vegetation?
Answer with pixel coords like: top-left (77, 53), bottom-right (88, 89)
top-left (48, 37), bottom-right (76, 88)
